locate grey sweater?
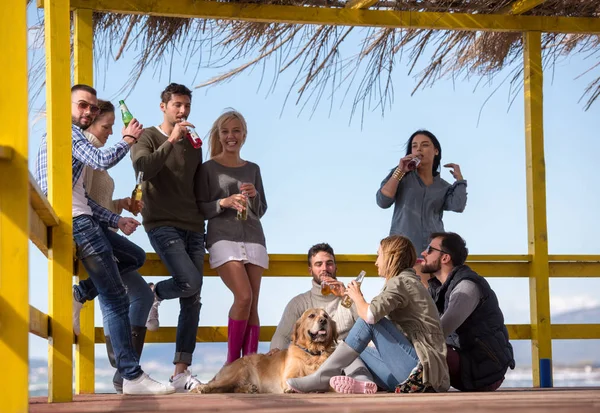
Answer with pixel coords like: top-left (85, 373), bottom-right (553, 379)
top-left (198, 159), bottom-right (267, 248)
top-left (376, 169), bottom-right (467, 254)
top-left (130, 126), bottom-right (205, 233)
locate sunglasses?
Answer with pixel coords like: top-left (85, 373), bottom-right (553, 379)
top-left (73, 100), bottom-right (100, 115)
top-left (425, 245), bottom-right (449, 255)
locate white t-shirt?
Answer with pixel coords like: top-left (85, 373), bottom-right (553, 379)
top-left (72, 168), bottom-right (93, 217)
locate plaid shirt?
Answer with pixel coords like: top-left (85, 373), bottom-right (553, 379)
top-left (34, 124), bottom-right (130, 228)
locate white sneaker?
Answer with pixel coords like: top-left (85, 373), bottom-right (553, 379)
top-left (73, 289), bottom-right (83, 336)
top-left (123, 372), bottom-right (175, 395)
top-left (170, 370), bottom-right (203, 393)
top-left (146, 283), bottom-right (161, 332)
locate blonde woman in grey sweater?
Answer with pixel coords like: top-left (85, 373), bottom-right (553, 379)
top-left (199, 110), bottom-right (268, 365)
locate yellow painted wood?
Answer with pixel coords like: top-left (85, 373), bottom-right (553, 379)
top-left (30, 306), bottom-right (50, 339)
top-left (73, 8), bottom-right (96, 395)
top-left (45, 0), bottom-right (75, 402)
top-left (95, 323), bottom-right (600, 343)
top-left (0, 145), bottom-right (14, 161)
top-left (345, 0), bottom-right (379, 9)
top-left (551, 324), bottom-right (600, 340)
top-left (501, 0), bottom-right (548, 15)
top-left (29, 174), bottom-right (61, 257)
top-left (38, 0), bottom-right (600, 34)
top-left (0, 0), bottom-right (29, 410)
top-left (524, 31), bottom-right (552, 388)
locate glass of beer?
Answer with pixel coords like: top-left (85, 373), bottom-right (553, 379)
top-left (341, 270), bottom-right (366, 308)
top-left (321, 282), bottom-right (332, 296)
top-left (236, 183), bottom-right (249, 221)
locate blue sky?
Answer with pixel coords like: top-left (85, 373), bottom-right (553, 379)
top-left (26, 5), bottom-right (600, 360)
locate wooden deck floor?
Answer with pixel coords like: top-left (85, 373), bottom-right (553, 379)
top-left (30, 388), bottom-right (600, 412)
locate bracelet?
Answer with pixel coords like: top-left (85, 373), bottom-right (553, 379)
top-left (123, 134), bottom-right (138, 142)
top-left (392, 168), bottom-right (405, 182)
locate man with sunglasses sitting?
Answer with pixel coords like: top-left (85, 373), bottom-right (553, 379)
top-left (34, 84), bottom-right (174, 395)
top-left (421, 232), bottom-right (515, 392)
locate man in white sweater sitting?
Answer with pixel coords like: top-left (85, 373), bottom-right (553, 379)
top-left (270, 243), bottom-right (375, 392)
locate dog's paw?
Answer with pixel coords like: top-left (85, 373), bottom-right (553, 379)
top-left (284, 387), bottom-right (297, 394)
top-left (191, 384), bottom-right (211, 394)
top-left (247, 384), bottom-right (259, 394)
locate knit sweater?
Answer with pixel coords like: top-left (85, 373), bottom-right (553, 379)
top-left (198, 159), bottom-right (267, 248)
top-left (130, 126), bottom-right (205, 233)
top-left (83, 131), bottom-right (123, 217)
top-left (270, 281), bottom-right (358, 350)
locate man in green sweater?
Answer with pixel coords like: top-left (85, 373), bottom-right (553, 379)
top-left (130, 83), bottom-right (205, 392)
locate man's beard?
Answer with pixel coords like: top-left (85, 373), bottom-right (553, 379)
top-left (421, 257), bottom-right (441, 274)
top-left (312, 271), bottom-right (334, 285)
top-left (73, 116), bottom-right (91, 130)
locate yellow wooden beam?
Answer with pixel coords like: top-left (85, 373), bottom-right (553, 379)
top-left (73, 8), bottom-right (96, 396)
top-left (45, 0), bottom-right (74, 402)
top-left (94, 323), bottom-right (600, 344)
top-left (524, 31), bottom-right (552, 388)
top-left (30, 306), bottom-right (50, 339)
top-left (345, 0), bottom-right (379, 10)
top-left (29, 174), bottom-right (60, 257)
top-left (0, 145), bottom-right (14, 161)
top-left (0, 0), bottom-right (30, 410)
top-left (500, 0), bottom-right (548, 15)
top-left (37, 0), bottom-right (600, 34)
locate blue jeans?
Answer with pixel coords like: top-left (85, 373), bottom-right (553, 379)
top-left (345, 318), bottom-right (419, 391)
top-left (148, 226), bottom-right (205, 366)
top-left (72, 215), bottom-right (143, 380)
top-left (75, 231), bottom-right (153, 331)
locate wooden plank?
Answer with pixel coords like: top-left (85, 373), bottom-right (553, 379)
top-left (30, 306), bottom-right (50, 339)
top-left (0, 145), bottom-right (14, 161)
top-left (30, 204), bottom-right (50, 257)
top-left (29, 173), bottom-right (59, 227)
top-left (45, 0), bottom-right (74, 402)
top-left (37, 0), bottom-right (600, 34)
top-left (524, 31), bottom-right (552, 388)
top-left (0, 0), bottom-right (29, 410)
top-left (500, 0), bottom-right (549, 15)
top-left (73, 7), bottom-right (96, 396)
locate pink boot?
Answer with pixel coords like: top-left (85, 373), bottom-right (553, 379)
top-left (227, 318), bottom-right (248, 364)
top-left (242, 325), bottom-right (260, 356)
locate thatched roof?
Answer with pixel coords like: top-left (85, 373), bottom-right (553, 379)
top-left (29, 0), bottom-right (600, 117)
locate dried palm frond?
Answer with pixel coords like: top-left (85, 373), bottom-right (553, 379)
top-left (26, 0), bottom-right (600, 118)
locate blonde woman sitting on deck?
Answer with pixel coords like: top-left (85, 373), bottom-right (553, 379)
top-left (286, 235), bottom-right (450, 394)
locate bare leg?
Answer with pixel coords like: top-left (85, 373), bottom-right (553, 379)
top-left (245, 263), bottom-right (263, 326)
top-left (218, 261), bottom-right (253, 320)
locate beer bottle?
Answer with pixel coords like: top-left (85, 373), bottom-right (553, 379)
top-left (119, 100), bottom-right (134, 127)
top-left (182, 117), bottom-right (203, 149)
top-left (130, 171), bottom-right (144, 216)
top-left (341, 270), bottom-right (366, 308)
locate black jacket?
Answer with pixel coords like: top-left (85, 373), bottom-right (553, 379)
top-left (429, 265), bottom-right (515, 390)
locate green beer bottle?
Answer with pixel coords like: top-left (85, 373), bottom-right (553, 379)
top-left (119, 100), bottom-right (134, 127)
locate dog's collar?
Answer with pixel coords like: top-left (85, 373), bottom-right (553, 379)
top-left (295, 344), bottom-right (322, 356)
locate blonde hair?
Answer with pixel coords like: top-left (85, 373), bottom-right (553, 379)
top-left (379, 235), bottom-right (417, 280)
top-left (208, 109), bottom-right (248, 159)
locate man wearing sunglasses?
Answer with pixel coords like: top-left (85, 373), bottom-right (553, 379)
top-left (34, 84), bottom-right (174, 395)
top-left (421, 232), bottom-right (515, 392)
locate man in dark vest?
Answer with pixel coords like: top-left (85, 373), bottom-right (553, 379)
top-left (421, 232), bottom-right (515, 391)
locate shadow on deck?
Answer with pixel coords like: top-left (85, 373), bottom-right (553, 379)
top-left (30, 388), bottom-right (600, 412)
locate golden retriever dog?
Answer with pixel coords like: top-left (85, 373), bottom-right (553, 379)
top-left (191, 308), bottom-right (337, 394)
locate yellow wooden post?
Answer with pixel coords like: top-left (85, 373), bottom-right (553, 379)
top-left (45, 0), bottom-right (75, 402)
top-left (523, 31), bottom-right (553, 387)
top-left (73, 7), bottom-right (96, 395)
top-left (0, 0), bottom-right (30, 411)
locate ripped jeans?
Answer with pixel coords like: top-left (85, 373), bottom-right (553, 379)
top-left (148, 226), bottom-right (205, 366)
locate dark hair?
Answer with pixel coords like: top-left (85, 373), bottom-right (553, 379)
top-left (307, 243), bottom-right (335, 266)
top-left (160, 83), bottom-right (192, 104)
top-left (429, 232), bottom-right (469, 266)
top-left (405, 129), bottom-right (442, 176)
top-left (71, 84), bottom-right (97, 96)
top-left (96, 99), bottom-right (115, 117)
